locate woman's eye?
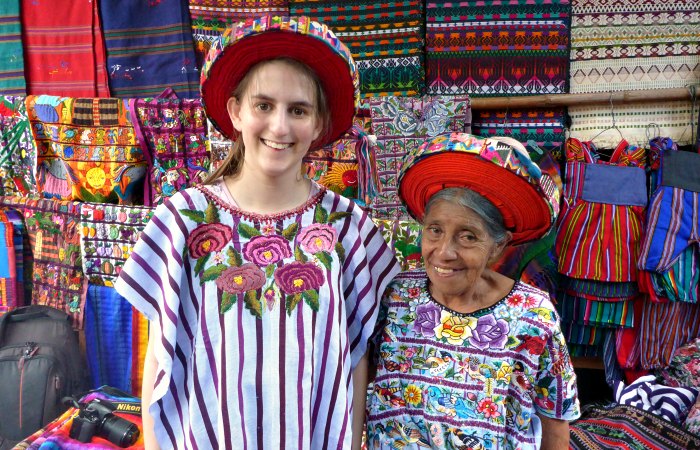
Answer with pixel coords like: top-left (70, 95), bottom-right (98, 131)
top-left (256, 103), bottom-right (270, 111)
top-left (460, 233), bottom-right (476, 242)
top-left (292, 107), bottom-right (306, 116)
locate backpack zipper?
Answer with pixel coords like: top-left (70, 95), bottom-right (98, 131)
top-left (17, 342), bottom-right (38, 430)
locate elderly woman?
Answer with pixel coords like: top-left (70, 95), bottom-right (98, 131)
top-left (366, 133), bottom-right (580, 449)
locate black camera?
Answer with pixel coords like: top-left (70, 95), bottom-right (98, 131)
top-left (65, 397), bottom-right (140, 447)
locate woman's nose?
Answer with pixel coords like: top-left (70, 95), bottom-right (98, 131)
top-left (436, 238), bottom-right (457, 258)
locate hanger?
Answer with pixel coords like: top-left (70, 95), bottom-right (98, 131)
top-left (677, 83), bottom-right (698, 148)
top-left (589, 91), bottom-right (625, 145)
top-left (645, 122), bottom-right (662, 143)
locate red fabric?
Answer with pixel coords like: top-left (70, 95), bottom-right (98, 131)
top-left (21, 0), bottom-right (109, 97)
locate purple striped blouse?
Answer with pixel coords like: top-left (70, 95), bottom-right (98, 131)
top-left (115, 183), bottom-right (400, 449)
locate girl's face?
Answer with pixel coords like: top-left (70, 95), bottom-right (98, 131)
top-left (226, 60), bottom-right (322, 182)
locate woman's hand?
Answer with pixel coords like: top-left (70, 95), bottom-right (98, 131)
top-left (352, 352), bottom-right (370, 450)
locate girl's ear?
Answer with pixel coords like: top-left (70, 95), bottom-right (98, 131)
top-left (226, 97), bottom-right (242, 132)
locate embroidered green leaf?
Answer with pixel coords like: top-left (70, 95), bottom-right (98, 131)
top-left (244, 290), bottom-right (262, 319)
top-left (220, 292), bottom-right (237, 313)
top-left (286, 293), bottom-right (302, 316)
top-left (335, 242), bottom-right (345, 264)
top-left (193, 253), bottom-right (211, 276)
top-left (201, 264), bottom-right (227, 282)
top-left (205, 202), bottom-right (219, 223)
top-left (281, 222), bottom-right (299, 241)
top-left (316, 251), bottom-right (332, 270)
top-left (238, 222), bottom-right (261, 239)
top-left (314, 205), bottom-right (328, 224)
top-left (303, 289), bottom-right (319, 312)
top-left (444, 367), bottom-right (455, 379)
top-left (265, 264), bottom-right (275, 278)
top-left (412, 357), bottom-right (426, 368)
top-left (327, 212), bottom-right (351, 223)
top-left (227, 246), bottom-right (242, 266)
top-left (294, 246), bottom-right (308, 263)
top-left (181, 209), bottom-right (206, 223)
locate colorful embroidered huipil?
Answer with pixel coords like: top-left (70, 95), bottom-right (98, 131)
top-left (0, 207), bottom-right (27, 309)
top-left (0, 96), bottom-right (36, 197)
top-left (188, 1), bottom-right (290, 69)
top-left (20, 0), bottom-right (109, 97)
top-left (289, 0), bottom-right (425, 97)
top-left (26, 95), bottom-right (147, 204)
top-left (130, 93), bottom-right (210, 206)
top-left (0, 1), bottom-right (26, 95)
top-left (369, 95), bottom-right (471, 219)
top-left (99, 0), bottom-right (200, 98)
top-left (115, 184), bottom-right (400, 448)
top-left (367, 271), bottom-right (580, 449)
top-left (425, 1), bottom-right (571, 96)
top-left (0, 218), bottom-right (16, 314)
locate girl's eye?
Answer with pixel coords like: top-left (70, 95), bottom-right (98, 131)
top-left (256, 103), bottom-right (271, 111)
top-left (292, 107), bottom-right (306, 116)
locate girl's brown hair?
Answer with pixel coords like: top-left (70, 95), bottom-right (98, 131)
top-left (204, 58), bottom-right (331, 184)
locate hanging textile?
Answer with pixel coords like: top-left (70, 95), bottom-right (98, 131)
top-left (20, 0), bottom-right (109, 97)
top-left (638, 300), bottom-right (700, 369)
top-left (0, 96), bottom-right (37, 197)
top-left (0, 207), bottom-right (28, 309)
top-left (372, 218), bottom-right (422, 271)
top-left (26, 95), bottom-right (147, 204)
top-left (129, 91), bottom-right (210, 206)
top-left (0, 1), bottom-right (26, 95)
top-left (79, 203), bottom-right (155, 287)
top-left (425, 0), bottom-right (571, 96)
top-left (290, 0), bottom-right (425, 97)
top-left (570, 0), bottom-right (700, 94)
top-left (189, 1), bottom-right (290, 69)
top-left (568, 100), bottom-right (697, 149)
top-left (99, 0), bottom-right (200, 98)
top-left (369, 95), bottom-right (471, 219)
top-left (17, 197), bottom-right (87, 329)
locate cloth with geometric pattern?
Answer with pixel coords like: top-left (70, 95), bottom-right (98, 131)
top-left (188, 1), bottom-right (290, 69)
top-left (426, 0), bottom-right (571, 96)
top-left (570, 0), bottom-right (700, 94)
top-left (369, 95), bottom-right (471, 219)
top-left (290, 0), bottom-right (425, 97)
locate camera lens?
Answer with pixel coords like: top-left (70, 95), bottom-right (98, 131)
top-left (101, 414), bottom-right (140, 447)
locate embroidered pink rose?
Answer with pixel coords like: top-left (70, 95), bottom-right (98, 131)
top-left (243, 234), bottom-right (291, 266)
top-left (274, 261), bottom-right (324, 295)
top-left (215, 263), bottom-right (265, 294)
top-left (187, 223), bottom-right (233, 259)
top-left (469, 314), bottom-right (509, 350)
top-left (297, 223), bottom-right (337, 254)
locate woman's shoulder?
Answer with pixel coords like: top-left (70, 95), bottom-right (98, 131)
top-left (509, 281), bottom-right (561, 327)
top-left (387, 269), bottom-right (427, 290)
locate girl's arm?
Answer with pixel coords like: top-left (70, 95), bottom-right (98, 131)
top-left (538, 415), bottom-right (570, 450)
top-left (351, 351), bottom-right (370, 450)
top-left (141, 322), bottom-right (161, 450)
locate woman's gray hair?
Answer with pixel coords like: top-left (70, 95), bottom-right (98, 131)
top-left (423, 187), bottom-right (510, 244)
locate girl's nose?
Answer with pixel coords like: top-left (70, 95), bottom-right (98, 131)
top-left (269, 109), bottom-right (290, 136)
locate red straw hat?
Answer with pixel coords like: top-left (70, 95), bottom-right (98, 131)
top-left (398, 133), bottom-right (560, 245)
top-left (200, 16), bottom-right (360, 148)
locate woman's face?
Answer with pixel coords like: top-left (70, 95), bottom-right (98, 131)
top-left (226, 60), bottom-right (322, 182)
top-left (421, 199), bottom-right (505, 302)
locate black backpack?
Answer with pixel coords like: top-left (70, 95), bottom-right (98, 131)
top-left (0, 305), bottom-right (89, 448)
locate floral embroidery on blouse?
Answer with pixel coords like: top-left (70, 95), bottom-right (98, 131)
top-left (181, 200), bottom-right (350, 318)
